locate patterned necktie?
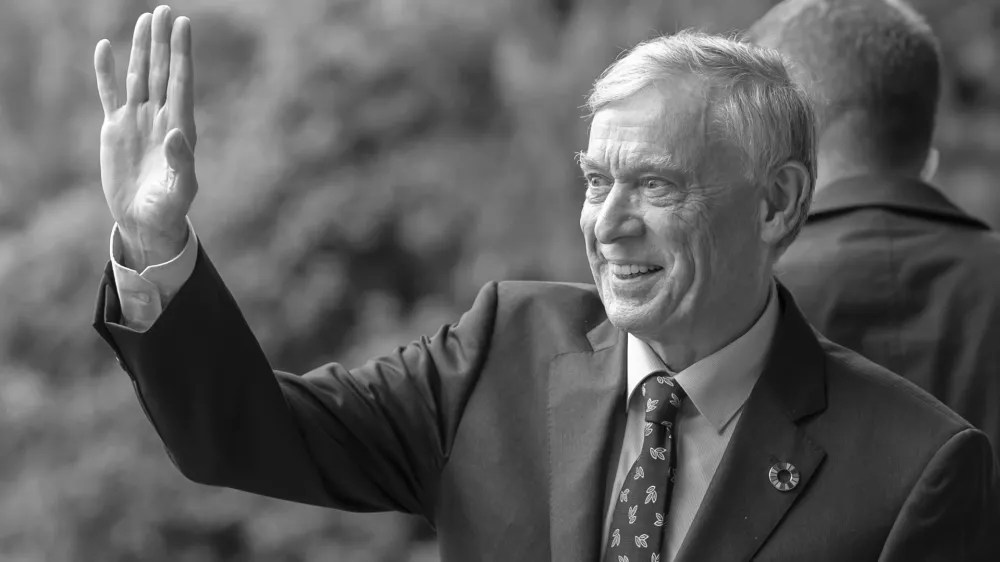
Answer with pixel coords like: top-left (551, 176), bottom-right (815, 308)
top-left (603, 374), bottom-right (687, 562)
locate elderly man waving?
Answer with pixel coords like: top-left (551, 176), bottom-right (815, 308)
top-left (92, 6), bottom-right (999, 561)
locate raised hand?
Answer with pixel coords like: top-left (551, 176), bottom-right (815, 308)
top-left (95, 5), bottom-right (198, 271)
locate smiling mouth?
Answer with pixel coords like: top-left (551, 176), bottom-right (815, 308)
top-left (609, 264), bottom-right (663, 280)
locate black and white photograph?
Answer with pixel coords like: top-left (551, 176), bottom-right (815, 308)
top-left (1, 0), bottom-right (998, 560)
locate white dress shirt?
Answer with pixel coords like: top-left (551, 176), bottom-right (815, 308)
top-left (108, 223), bottom-right (779, 561)
top-left (600, 284), bottom-right (779, 561)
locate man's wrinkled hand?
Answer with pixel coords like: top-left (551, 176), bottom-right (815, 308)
top-left (95, 5), bottom-right (198, 271)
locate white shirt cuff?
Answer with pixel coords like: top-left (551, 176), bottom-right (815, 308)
top-left (109, 219), bottom-right (199, 331)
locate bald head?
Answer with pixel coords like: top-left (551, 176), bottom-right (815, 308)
top-left (748, 0), bottom-right (940, 180)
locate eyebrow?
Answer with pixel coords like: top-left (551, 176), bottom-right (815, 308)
top-left (576, 152), bottom-right (694, 178)
top-left (576, 153), bottom-right (602, 170)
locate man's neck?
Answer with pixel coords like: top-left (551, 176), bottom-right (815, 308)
top-left (814, 127), bottom-right (928, 192)
top-left (645, 280), bottom-right (772, 372)
top-left (815, 153), bottom-right (925, 192)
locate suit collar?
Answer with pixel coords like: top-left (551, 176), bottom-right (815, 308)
top-left (586, 313), bottom-right (620, 352)
top-left (674, 284), bottom-right (828, 561)
top-left (549, 322), bottom-right (626, 562)
top-left (809, 175), bottom-right (990, 230)
top-left (746, 283), bottom-right (827, 422)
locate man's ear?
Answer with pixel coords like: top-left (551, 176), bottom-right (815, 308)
top-left (920, 147), bottom-right (939, 183)
top-left (758, 160), bottom-right (811, 247)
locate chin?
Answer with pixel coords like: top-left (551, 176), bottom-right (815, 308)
top-left (602, 272), bottom-right (692, 333)
top-left (601, 290), bottom-right (668, 333)
top-left (604, 306), bottom-right (645, 332)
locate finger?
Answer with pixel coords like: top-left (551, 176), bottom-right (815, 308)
top-left (94, 39), bottom-right (119, 115)
top-left (148, 5), bottom-right (172, 107)
top-left (167, 16), bottom-right (196, 147)
top-left (125, 12), bottom-right (153, 106)
top-left (164, 128), bottom-right (194, 169)
top-left (164, 128), bottom-right (198, 201)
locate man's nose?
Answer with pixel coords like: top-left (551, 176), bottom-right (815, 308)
top-left (594, 184), bottom-right (643, 244)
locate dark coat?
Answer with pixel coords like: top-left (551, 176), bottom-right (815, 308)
top-left (95, 244), bottom-right (1000, 561)
top-left (779, 175), bottom-right (1000, 453)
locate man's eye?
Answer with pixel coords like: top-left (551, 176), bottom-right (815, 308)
top-left (640, 177), bottom-right (673, 190)
top-left (585, 174), bottom-right (612, 188)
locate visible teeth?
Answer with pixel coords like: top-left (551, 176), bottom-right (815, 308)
top-left (610, 264), bottom-right (661, 276)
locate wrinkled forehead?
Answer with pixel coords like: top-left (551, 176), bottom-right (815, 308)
top-left (585, 78), bottom-right (711, 177)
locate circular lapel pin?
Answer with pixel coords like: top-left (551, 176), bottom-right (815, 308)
top-left (768, 462), bottom-right (800, 492)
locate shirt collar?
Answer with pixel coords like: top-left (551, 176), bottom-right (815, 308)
top-left (625, 283), bottom-right (780, 432)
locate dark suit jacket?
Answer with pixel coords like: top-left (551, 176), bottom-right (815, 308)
top-left (93, 246), bottom-right (1000, 561)
top-left (778, 175), bottom-right (1000, 452)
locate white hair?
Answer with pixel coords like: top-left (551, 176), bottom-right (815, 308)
top-left (586, 30), bottom-right (817, 252)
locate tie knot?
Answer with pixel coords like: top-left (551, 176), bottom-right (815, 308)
top-left (641, 374), bottom-right (686, 424)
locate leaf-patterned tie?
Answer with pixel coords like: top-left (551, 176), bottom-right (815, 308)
top-left (603, 374), bottom-right (687, 562)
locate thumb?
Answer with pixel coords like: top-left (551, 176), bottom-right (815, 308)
top-left (164, 128), bottom-right (195, 171)
top-left (163, 128), bottom-right (198, 202)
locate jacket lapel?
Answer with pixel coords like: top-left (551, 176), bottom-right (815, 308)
top-left (548, 318), bottom-right (627, 562)
top-left (675, 285), bottom-right (828, 562)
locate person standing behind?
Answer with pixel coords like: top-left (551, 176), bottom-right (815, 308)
top-left (89, 5), bottom-right (1000, 560)
top-left (749, 0), bottom-right (1000, 451)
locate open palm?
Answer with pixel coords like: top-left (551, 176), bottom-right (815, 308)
top-left (95, 5), bottom-right (197, 267)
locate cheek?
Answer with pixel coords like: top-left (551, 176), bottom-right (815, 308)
top-left (579, 206), bottom-right (599, 256)
top-left (651, 205), bottom-right (708, 264)
top-left (579, 206), bottom-right (592, 234)
top-left (719, 195), bottom-right (762, 247)
top-left (702, 198), bottom-right (761, 272)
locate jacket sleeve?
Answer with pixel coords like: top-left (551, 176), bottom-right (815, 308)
top-left (879, 427), bottom-right (1000, 561)
top-left (92, 243), bottom-right (498, 520)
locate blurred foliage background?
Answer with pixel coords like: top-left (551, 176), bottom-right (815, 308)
top-left (0, 0), bottom-right (997, 560)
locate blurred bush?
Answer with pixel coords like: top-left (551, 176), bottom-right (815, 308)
top-left (0, 0), bottom-right (997, 560)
